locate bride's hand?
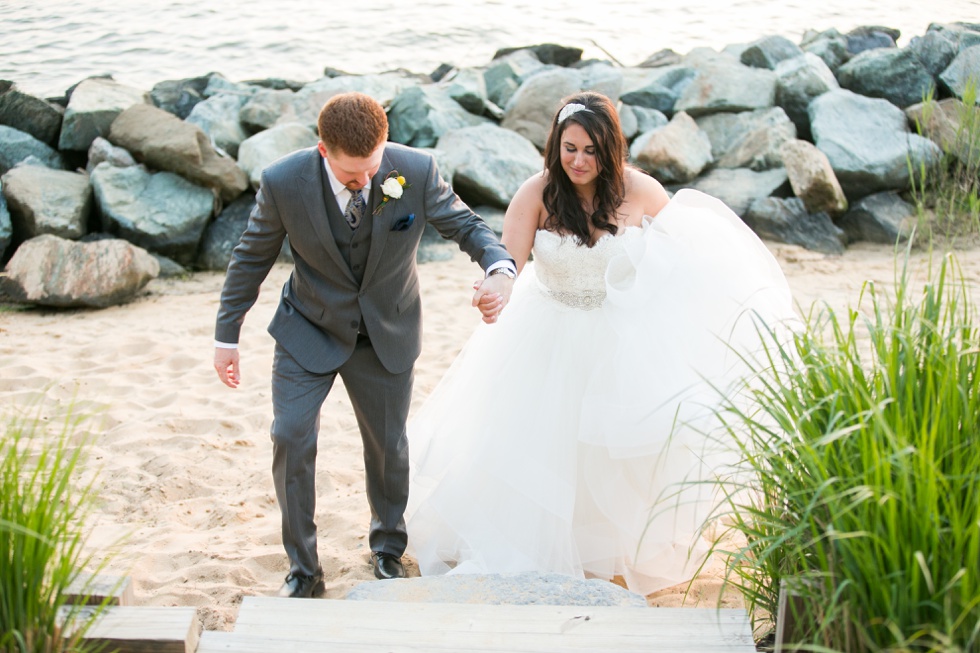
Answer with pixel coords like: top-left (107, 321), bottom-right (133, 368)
top-left (472, 276), bottom-right (513, 324)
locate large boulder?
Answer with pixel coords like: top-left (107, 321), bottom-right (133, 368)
top-left (0, 234), bottom-right (159, 308)
top-left (684, 167), bottom-right (790, 217)
top-left (501, 68), bottom-right (583, 149)
top-left (197, 191), bottom-right (255, 271)
top-left (90, 163), bottom-right (215, 265)
top-left (779, 139), bottom-right (848, 216)
top-left (744, 197), bottom-right (846, 255)
top-left (239, 88), bottom-right (298, 132)
top-left (0, 125), bottom-right (64, 175)
top-left (237, 123), bottom-right (318, 190)
top-left (292, 72), bottom-right (425, 132)
top-left (674, 51), bottom-right (777, 116)
top-left (0, 81), bottom-right (64, 147)
top-left (802, 29), bottom-right (851, 71)
top-left (630, 112), bottom-right (712, 183)
top-left (0, 182), bottom-right (10, 258)
top-left (837, 191), bottom-right (916, 244)
top-left (905, 98), bottom-right (980, 166)
top-left (436, 124), bottom-right (543, 209)
top-left (484, 49), bottom-right (547, 109)
top-left (619, 65), bottom-right (697, 114)
top-left (493, 44), bottom-right (583, 67)
top-left (908, 30), bottom-right (962, 77)
top-left (389, 85), bottom-right (491, 149)
top-left (58, 78), bottom-right (150, 151)
top-left (1, 166), bottom-right (92, 240)
top-left (774, 53), bottom-right (840, 140)
top-left (695, 107), bottom-right (796, 171)
top-left (939, 44), bottom-right (980, 102)
top-left (108, 103), bottom-right (248, 203)
top-left (186, 91), bottom-right (255, 158)
top-left (440, 67), bottom-right (490, 115)
top-left (845, 25), bottom-right (899, 55)
top-left (740, 35), bottom-right (805, 70)
top-left (150, 73), bottom-right (216, 119)
top-left (837, 46), bottom-right (937, 109)
top-left (85, 136), bottom-right (138, 174)
top-left (809, 89), bottom-right (943, 199)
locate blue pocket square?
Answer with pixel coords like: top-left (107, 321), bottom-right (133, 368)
top-left (391, 214), bottom-right (415, 231)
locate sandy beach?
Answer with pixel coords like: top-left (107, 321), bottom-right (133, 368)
top-left (1, 239), bottom-right (978, 631)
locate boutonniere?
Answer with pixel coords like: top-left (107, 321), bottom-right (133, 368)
top-left (374, 170), bottom-right (410, 215)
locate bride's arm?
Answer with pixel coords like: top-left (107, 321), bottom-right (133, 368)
top-left (501, 173), bottom-right (547, 274)
top-left (626, 167), bottom-right (671, 219)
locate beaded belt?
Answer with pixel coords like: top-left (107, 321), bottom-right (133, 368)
top-left (547, 289), bottom-right (605, 310)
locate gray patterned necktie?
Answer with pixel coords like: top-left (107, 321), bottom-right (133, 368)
top-left (344, 189), bottom-right (366, 229)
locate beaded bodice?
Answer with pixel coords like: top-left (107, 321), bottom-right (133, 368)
top-left (532, 226), bottom-right (643, 310)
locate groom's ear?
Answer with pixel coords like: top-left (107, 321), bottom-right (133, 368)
top-left (317, 141), bottom-right (329, 158)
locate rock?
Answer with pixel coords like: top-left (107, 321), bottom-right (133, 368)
top-left (237, 122), bottom-right (318, 190)
top-left (0, 125), bottom-right (64, 175)
top-left (908, 30), bottom-right (961, 77)
top-left (346, 572), bottom-right (647, 606)
top-left (620, 65), bottom-right (697, 114)
top-left (0, 182), bottom-right (10, 258)
top-left (150, 73), bottom-right (216, 119)
top-left (90, 163), bottom-right (215, 265)
top-left (493, 44), bottom-right (583, 68)
top-left (86, 136), bottom-right (138, 174)
top-left (906, 98), bottom-right (980, 166)
top-left (803, 34), bottom-right (850, 72)
top-left (474, 204), bottom-right (506, 236)
top-left (197, 191), bottom-right (256, 271)
top-left (939, 44), bottom-right (980, 102)
top-left (436, 124), bottom-right (543, 208)
top-left (501, 68), bottom-right (583, 149)
top-left (108, 103), bottom-right (248, 203)
top-left (837, 46), bottom-right (938, 109)
top-left (695, 106), bottom-right (796, 171)
top-left (632, 106), bottom-right (669, 134)
top-left (740, 35), bottom-right (805, 70)
top-left (809, 89), bottom-right (943, 199)
top-left (1, 165), bottom-right (92, 240)
top-left (186, 91), bottom-right (254, 158)
top-left (0, 80), bottom-right (64, 147)
top-left (58, 78), bottom-right (150, 151)
top-left (674, 53), bottom-right (777, 116)
top-left (483, 50), bottom-right (547, 110)
top-left (638, 49), bottom-right (683, 68)
top-left (779, 139), bottom-right (848, 216)
top-left (837, 190), bottom-right (916, 244)
top-left (579, 62), bottom-right (624, 104)
top-left (239, 87), bottom-right (298, 132)
top-left (744, 197), bottom-right (846, 254)
top-left (440, 68), bottom-right (489, 115)
top-left (0, 234), bottom-right (158, 308)
top-left (389, 85), bottom-right (491, 149)
top-left (774, 53), bottom-right (839, 140)
top-left (925, 22), bottom-right (980, 52)
top-left (845, 26), bottom-right (899, 55)
top-left (630, 112), bottom-right (712, 183)
top-left (618, 104), bottom-right (639, 140)
top-left (292, 72), bottom-right (425, 132)
top-left (684, 167), bottom-right (790, 217)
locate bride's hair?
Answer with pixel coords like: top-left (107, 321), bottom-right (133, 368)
top-left (542, 91), bottom-right (627, 246)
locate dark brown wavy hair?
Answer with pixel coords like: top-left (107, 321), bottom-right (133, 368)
top-left (542, 91), bottom-right (627, 246)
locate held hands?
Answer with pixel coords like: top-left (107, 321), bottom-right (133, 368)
top-left (472, 274), bottom-right (515, 324)
top-left (214, 347), bottom-right (241, 388)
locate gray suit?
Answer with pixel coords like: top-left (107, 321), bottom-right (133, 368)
top-left (216, 143), bottom-right (512, 576)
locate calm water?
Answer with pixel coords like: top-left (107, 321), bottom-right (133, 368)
top-left (1, 0), bottom-right (978, 98)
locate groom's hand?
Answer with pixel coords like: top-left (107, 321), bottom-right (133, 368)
top-left (214, 347), bottom-right (241, 388)
top-left (472, 275), bottom-right (514, 324)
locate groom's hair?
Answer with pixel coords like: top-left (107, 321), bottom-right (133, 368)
top-left (318, 92), bottom-right (388, 158)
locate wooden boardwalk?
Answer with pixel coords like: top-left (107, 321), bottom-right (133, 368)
top-left (195, 596), bottom-right (758, 652)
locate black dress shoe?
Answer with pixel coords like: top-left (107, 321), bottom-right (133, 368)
top-left (371, 552), bottom-right (405, 580)
top-left (277, 567), bottom-right (324, 598)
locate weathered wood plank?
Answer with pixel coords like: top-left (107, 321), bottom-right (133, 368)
top-left (64, 573), bottom-right (135, 606)
top-left (72, 606), bottom-right (201, 653)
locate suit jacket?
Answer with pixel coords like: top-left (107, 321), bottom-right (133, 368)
top-left (215, 143), bottom-right (512, 375)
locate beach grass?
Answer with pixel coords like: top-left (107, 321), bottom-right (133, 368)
top-left (711, 250), bottom-right (980, 652)
top-left (0, 403), bottom-right (113, 653)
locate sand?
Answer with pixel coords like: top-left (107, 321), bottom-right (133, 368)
top-left (1, 240), bottom-right (978, 630)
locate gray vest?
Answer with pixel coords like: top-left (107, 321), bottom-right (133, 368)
top-left (320, 161), bottom-right (373, 286)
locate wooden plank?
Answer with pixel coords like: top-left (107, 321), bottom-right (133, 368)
top-left (64, 573), bottom-right (135, 606)
top-left (65, 606), bottom-right (201, 653)
top-left (223, 598), bottom-right (755, 652)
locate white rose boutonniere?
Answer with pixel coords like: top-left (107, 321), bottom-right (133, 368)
top-left (374, 170), bottom-right (409, 215)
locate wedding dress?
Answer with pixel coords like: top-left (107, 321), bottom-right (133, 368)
top-left (405, 189), bottom-right (797, 595)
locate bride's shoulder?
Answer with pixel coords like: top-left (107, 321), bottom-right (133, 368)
top-left (624, 167), bottom-right (670, 218)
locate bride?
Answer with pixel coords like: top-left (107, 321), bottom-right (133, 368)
top-left (405, 91), bottom-right (796, 595)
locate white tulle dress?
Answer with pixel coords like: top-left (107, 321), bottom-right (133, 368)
top-left (405, 189), bottom-right (797, 595)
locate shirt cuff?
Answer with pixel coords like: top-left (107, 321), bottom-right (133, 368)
top-left (214, 341), bottom-right (238, 349)
top-left (485, 260), bottom-right (517, 278)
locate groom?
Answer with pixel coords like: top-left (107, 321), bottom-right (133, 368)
top-left (213, 92), bottom-right (516, 597)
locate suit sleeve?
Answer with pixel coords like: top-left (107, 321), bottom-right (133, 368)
top-left (420, 155), bottom-right (514, 272)
top-left (214, 174), bottom-right (287, 344)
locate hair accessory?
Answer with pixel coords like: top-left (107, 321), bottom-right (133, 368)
top-left (557, 102), bottom-right (592, 124)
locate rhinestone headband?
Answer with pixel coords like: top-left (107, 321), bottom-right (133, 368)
top-left (557, 102), bottom-right (592, 124)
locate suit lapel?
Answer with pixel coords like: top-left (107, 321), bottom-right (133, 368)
top-left (298, 149), bottom-right (356, 283)
top-left (361, 149), bottom-right (397, 288)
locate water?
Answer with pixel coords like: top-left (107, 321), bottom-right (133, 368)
top-left (1, 0), bottom-right (977, 98)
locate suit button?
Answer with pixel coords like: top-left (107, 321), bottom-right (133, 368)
top-left (350, 320), bottom-right (359, 329)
